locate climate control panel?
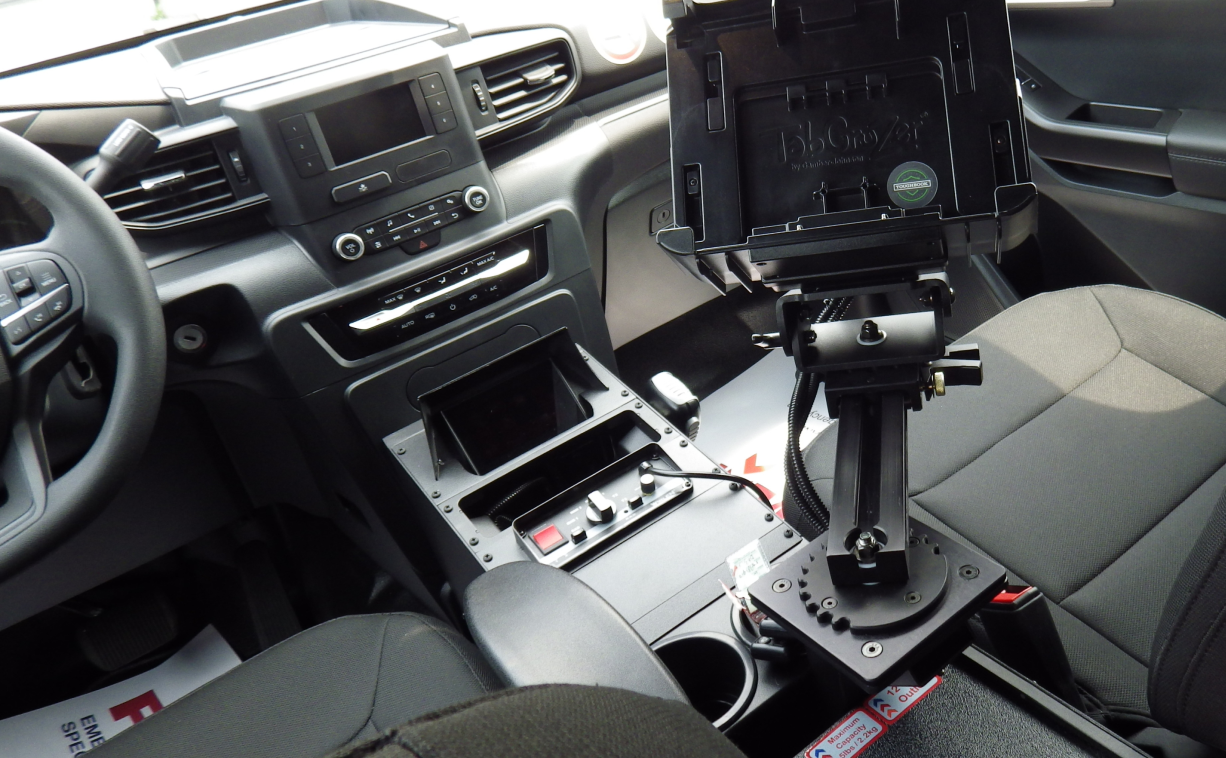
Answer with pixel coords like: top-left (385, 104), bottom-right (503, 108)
top-left (309, 225), bottom-right (545, 360)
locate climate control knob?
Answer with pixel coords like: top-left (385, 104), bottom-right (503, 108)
top-left (332, 233), bottom-right (365, 261)
top-left (463, 185), bottom-right (491, 213)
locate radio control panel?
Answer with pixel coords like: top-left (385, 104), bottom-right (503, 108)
top-left (331, 185), bottom-right (491, 262)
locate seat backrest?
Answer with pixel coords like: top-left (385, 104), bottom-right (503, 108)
top-left (326, 684), bottom-right (746, 758)
top-left (1149, 488), bottom-right (1226, 750)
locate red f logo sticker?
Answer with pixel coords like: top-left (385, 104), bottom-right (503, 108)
top-left (110, 690), bottom-right (163, 725)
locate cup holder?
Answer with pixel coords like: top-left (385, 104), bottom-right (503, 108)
top-left (653, 632), bottom-right (757, 730)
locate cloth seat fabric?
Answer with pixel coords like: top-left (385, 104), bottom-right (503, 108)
top-left (785, 285), bottom-right (1226, 720)
top-left (91, 613), bottom-right (502, 758)
top-left (326, 684), bottom-right (748, 758)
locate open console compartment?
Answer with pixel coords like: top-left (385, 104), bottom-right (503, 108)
top-left (457, 411), bottom-right (662, 527)
top-left (419, 328), bottom-right (606, 478)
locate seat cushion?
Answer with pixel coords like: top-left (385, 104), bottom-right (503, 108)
top-left (92, 613), bottom-right (501, 758)
top-left (785, 285), bottom-right (1226, 718)
top-left (326, 684), bottom-right (748, 758)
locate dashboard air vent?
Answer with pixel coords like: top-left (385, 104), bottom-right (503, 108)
top-left (101, 138), bottom-right (259, 231)
top-left (478, 41), bottom-right (574, 129)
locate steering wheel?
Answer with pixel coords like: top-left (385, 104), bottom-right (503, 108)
top-left (0, 127), bottom-right (165, 582)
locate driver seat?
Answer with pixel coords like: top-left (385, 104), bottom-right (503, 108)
top-left (786, 284), bottom-right (1226, 748)
top-left (89, 613), bottom-right (505, 757)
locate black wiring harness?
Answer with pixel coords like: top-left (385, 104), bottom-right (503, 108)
top-left (642, 467), bottom-right (774, 510)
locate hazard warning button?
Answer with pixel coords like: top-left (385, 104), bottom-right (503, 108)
top-left (402, 231), bottom-right (442, 255)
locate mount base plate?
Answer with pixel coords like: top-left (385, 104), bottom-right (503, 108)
top-left (748, 524), bottom-right (1006, 690)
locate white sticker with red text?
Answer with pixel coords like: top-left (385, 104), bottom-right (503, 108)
top-left (804, 709), bottom-right (885, 758)
top-left (866, 676), bottom-right (942, 724)
top-left (0, 626), bottom-right (239, 757)
top-left (801, 676), bottom-right (942, 758)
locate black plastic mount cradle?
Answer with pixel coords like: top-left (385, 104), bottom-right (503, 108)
top-left (656, 0), bottom-right (1033, 690)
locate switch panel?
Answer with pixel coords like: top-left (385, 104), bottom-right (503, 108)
top-left (514, 445), bottom-right (692, 569)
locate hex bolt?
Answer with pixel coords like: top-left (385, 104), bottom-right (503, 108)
top-left (862, 641), bottom-right (883, 658)
top-left (858, 320), bottom-right (887, 346)
top-left (772, 579), bottom-right (792, 593)
top-left (853, 531), bottom-right (880, 562)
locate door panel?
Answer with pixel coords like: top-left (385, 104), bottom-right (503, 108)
top-left (1008, 1), bottom-right (1226, 314)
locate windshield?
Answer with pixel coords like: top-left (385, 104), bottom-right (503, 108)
top-left (0, 0), bottom-right (290, 75)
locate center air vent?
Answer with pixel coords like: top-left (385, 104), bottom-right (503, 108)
top-left (467, 40), bottom-right (576, 140)
top-left (101, 135), bottom-right (265, 232)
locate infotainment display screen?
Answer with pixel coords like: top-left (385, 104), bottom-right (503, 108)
top-left (314, 82), bottom-right (427, 166)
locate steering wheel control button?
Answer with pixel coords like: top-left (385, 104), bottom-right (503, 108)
top-left (6, 265), bottom-right (34, 297)
top-left (173, 324), bottom-right (208, 354)
top-left (4, 317), bottom-right (30, 344)
top-left (530, 524), bottom-right (566, 555)
top-left (29, 260), bottom-right (66, 294)
top-left (333, 233), bottom-right (365, 262)
top-left (0, 286), bottom-right (18, 319)
top-left (25, 304), bottom-right (50, 333)
top-left (45, 289), bottom-right (70, 317)
top-left (332, 171), bottom-right (391, 204)
top-left (463, 186), bottom-right (490, 212)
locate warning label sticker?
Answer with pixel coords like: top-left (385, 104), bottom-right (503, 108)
top-left (726, 539), bottom-right (771, 590)
top-left (800, 676), bottom-right (942, 758)
top-left (803, 709), bottom-right (885, 758)
top-left (0, 626), bottom-right (239, 757)
top-left (866, 676), bottom-right (942, 724)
